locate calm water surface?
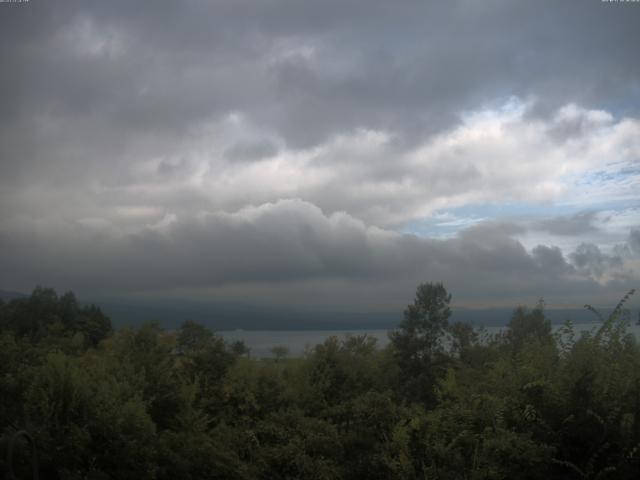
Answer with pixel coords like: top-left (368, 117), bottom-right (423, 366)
top-left (220, 322), bottom-right (640, 358)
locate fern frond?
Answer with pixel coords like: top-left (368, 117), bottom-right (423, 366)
top-left (594, 290), bottom-right (636, 341)
top-left (593, 466), bottom-right (616, 480)
top-left (584, 304), bottom-right (604, 323)
top-left (552, 458), bottom-right (585, 478)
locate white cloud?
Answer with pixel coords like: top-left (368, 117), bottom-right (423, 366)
top-left (5, 99), bottom-right (637, 248)
top-left (98, 99), bottom-right (635, 230)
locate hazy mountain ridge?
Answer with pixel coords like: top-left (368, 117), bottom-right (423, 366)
top-left (0, 290), bottom-right (27, 301)
top-left (93, 300), bottom-right (603, 330)
top-left (0, 288), bottom-right (622, 330)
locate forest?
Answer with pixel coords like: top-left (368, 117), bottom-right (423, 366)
top-left (1, 284), bottom-right (639, 479)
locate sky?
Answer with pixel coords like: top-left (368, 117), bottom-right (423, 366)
top-left (1, 0), bottom-right (639, 320)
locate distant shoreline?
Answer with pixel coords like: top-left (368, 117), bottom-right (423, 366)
top-left (219, 322), bottom-right (640, 358)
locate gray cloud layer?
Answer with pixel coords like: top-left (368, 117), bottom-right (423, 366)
top-left (1, 1), bottom-right (639, 310)
top-left (2, 1), bottom-right (639, 146)
top-left (1, 199), bottom-right (637, 308)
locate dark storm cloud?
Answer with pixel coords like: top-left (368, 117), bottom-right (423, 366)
top-left (532, 246), bottom-right (574, 275)
top-left (0, 200), bottom-right (631, 307)
top-left (569, 243), bottom-right (623, 279)
top-left (536, 212), bottom-right (601, 237)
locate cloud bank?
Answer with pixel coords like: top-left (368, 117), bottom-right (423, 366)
top-left (1, 199), bottom-right (638, 309)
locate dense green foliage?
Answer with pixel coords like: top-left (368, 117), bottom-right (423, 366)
top-left (1, 285), bottom-right (639, 479)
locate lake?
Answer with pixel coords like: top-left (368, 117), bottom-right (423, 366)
top-left (220, 322), bottom-right (640, 358)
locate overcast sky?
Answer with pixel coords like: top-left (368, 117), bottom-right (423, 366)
top-left (1, 0), bottom-right (639, 315)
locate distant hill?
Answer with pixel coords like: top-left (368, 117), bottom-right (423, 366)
top-left (0, 288), bottom-right (615, 330)
top-left (90, 299), bottom-right (399, 331)
top-left (0, 289), bottom-right (27, 301)
top-left (91, 299), bottom-right (604, 331)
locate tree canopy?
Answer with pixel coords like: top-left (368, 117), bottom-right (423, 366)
top-left (1, 285), bottom-right (639, 479)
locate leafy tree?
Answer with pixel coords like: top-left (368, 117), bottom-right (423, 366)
top-left (449, 320), bottom-right (479, 364)
top-left (2, 285), bottom-right (639, 479)
top-left (75, 304), bottom-right (112, 346)
top-left (231, 339), bottom-right (251, 357)
top-left (24, 353), bottom-right (157, 478)
top-left (505, 300), bottom-right (552, 352)
top-left (389, 282), bottom-right (452, 406)
top-left (253, 409), bottom-right (343, 480)
top-left (177, 319), bottom-right (214, 353)
top-left (175, 321), bottom-right (237, 417)
top-left (271, 345), bottom-right (289, 362)
top-left (0, 287), bottom-right (111, 347)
